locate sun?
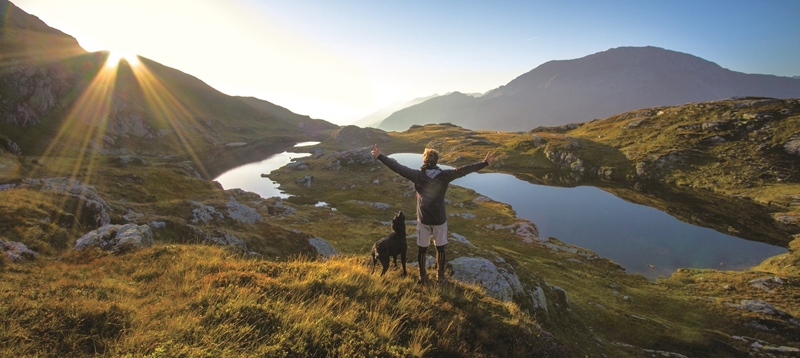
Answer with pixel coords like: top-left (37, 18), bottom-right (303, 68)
top-left (105, 49), bottom-right (140, 67)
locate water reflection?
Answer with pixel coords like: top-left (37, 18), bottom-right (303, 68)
top-left (388, 153), bottom-right (786, 279)
top-left (214, 151), bottom-right (311, 199)
top-left (294, 141), bottom-right (321, 147)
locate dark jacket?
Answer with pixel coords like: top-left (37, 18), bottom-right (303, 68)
top-left (377, 154), bottom-right (488, 225)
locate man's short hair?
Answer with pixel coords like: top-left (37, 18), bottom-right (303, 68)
top-left (423, 148), bottom-right (439, 165)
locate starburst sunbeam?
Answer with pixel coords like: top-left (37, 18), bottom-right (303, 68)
top-left (39, 54), bottom-right (118, 185)
top-left (129, 60), bottom-right (210, 178)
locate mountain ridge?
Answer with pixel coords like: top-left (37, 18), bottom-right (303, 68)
top-left (379, 46), bottom-right (800, 131)
top-left (351, 93), bottom-right (440, 128)
top-left (0, 0), bottom-right (337, 161)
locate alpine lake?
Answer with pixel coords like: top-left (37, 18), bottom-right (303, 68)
top-left (213, 143), bottom-right (787, 280)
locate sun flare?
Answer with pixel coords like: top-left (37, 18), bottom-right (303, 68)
top-left (105, 50), bottom-right (140, 67)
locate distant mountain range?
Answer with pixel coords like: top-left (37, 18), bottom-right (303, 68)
top-left (378, 46), bottom-right (800, 132)
top-left (0, 0), bottom-right (336, 159)
top-left (352, 94), bottom-right (440, 128)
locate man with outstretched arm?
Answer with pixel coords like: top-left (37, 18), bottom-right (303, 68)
top-left (371, 144), bottom-right (494, 284)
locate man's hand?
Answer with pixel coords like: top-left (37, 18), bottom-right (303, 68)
top-left (371, 144), bottom-right (381, 158)
top-left (484, 151), bottom-right (495, 164)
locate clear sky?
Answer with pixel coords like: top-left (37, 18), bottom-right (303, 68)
top-left (12, 0), bottom-right (800, 125)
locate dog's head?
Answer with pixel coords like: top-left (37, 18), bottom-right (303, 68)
top-left (391, 210), bottom-right (405, 234)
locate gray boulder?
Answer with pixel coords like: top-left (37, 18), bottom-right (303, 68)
top-left (191, 201), bottom-right (224, 224)
top-left (0, 136), bottom-right (22, 155)
top-left (116, 155), bottom-right (147, 165)
top-left (309, 237), bottom-right (338, 258)
top-left (772, 212), bottom-right (800, 226)
top-left (322, 147), bottom-right (375, 171)
top-left (347, 200), bottom-right (391, 210)
top-left (544, 141), bottom-right (585, 173)
top-left (784, 136), bottom-right (800, 156)
top-left (295, 175), bottom-right (316, 187)
top-left (726, 299), bottom-right (798, 325)
top-left (226, 197), bottom-right (263, 224)
top-left (731, 300), bottom-right (781, 315)
top-left (450, 232), bottom-right (474, 247)
top-left (21, 178), bottom-right (112, 226)
top-left (515, 221), bottom-right (540, 243)
top-left (1, 240), bottom-right (39, 262)
top-left (74, 224), bottom-right (153, 253)
top-left (531, 285), bottom-right (548, 312)
top-left (205, 231), bottom-right (248, 252)
top-left (449, 257), bottom-right (524, 302)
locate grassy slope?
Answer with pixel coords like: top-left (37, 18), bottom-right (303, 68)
top-left (2, 99), bottom-right (799, 357)
top-left (0, 247), bottom-right (566, 357)
top-left (0, 150), bottom-right (570, 357)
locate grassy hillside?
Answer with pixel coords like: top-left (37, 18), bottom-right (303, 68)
top-left (2, 84), bottom-right (799, 357)
top-left (0, 247), bottom-right (567, 357)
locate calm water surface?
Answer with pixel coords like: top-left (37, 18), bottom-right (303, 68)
top-left (389, 153), bottom-right (786, 279)
top-left (214, 147), bottom-right (786, 279)
top-left (213, 142), bottom-right (317, 199)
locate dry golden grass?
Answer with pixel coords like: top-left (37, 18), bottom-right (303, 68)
top-left (0, 245), bottom-right (569, 357)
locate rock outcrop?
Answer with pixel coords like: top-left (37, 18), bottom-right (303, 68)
top-left (1, 240), bottom-right (39, 262)
top-left (347, 200), bottom-right (391, 210)
top-left (544, 139), bottom-right (586, 175)
top-left (309, 237), bottom-right (338, 258)
top-left (725, 300), bottom-right (799, 326)
top-left (191, 201), bottom-right (224, 224)
top-left (449, 256), bottom-right (524, 302)
top-left (14, 178), bottom-right (112, 227)
top-left (785, 135), bottom-right (800, 156)
top-left (0, 136), bottom-right (22, 155)
top-left (204, 230), bottom-right (248, 252)
top-left (226, 196), bottom-right (263, 224)
top-left (322, 147), bottom-right (376, 171)
top-left (73, 224), bottom-right (154, 254)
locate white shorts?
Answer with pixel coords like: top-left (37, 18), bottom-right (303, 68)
top-left (416, 222), bottom-right (448, 247)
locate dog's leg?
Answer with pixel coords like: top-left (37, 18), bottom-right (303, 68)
top-left (370, 247), bottom-right (377, 274)
top-left (379, 256), bottom-right (390, 276)
top-left (400, 249), bottom-right (407, 276)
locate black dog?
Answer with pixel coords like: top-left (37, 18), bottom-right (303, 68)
top-left (371, 210), bottom-right (407, 276)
